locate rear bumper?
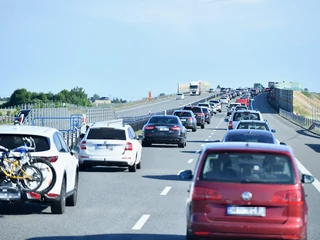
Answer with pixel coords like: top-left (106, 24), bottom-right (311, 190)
top-left (188, 214), bottom-right (306, 239)
top-left (143, 136), bottom-right (184, 144)
top-left (79, 156), bottom-right (134, 166)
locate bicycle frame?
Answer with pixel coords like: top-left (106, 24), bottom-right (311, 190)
top-left (0, 158), bottom-right (33, 180)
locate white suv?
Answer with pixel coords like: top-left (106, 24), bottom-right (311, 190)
top-left (224, 110), bottom-right (264, 130)
top-left (0, 125), bottom-right (79, 214)
top-left (79, 121), bottom-right (142, 172)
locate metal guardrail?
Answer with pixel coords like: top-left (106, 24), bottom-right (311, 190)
top-left (279, 108), bottom-right (320, 133)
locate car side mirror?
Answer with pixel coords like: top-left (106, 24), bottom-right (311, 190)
top-left (224, 118), bottom-right (229, 122)
top-left (137, 135), bottom-right (143, 140)
top-left (301, 174), bottom-right (314, 184)
top-left (71, 145), bottom-right (80, 155)
top-left (271, 129), bottom-right (276, 133)
top-left (79, 133), bottom-right (85, 139)
top-left (279, 142), bottom-right (286, 145)
top-left (179, 170), bottom-right (193, 180)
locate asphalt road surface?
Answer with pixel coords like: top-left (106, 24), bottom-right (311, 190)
top-left (1, 92), bottom-right (319, 240)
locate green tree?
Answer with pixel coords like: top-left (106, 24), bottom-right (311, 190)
top-left (8, 88), bottom-right (31, 106)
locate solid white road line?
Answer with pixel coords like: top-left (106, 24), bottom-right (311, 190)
top-left (295, 158), bottom-right (320, 193)
top-left (188, 159), bottom-right (194, 163)
top-left (160, 186), bottom-right (172, 196)
top-left (132, 214), bottom-right (150, 230)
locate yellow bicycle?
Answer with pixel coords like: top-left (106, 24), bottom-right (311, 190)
top-left (0, 145), bottom-right (43, 192)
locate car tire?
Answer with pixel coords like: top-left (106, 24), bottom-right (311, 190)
top-left (51, 178), bottom-right (66, 214)
top-left (79, 163), bottom-right (90, 171)
top-left (201, 124), bottom-right (205, 129)
top-left (178, 140), bottom-right (185, 148)
top-left (66, 171), bottom-right (78, 207)
top-left (142, 140), bottom-right (150, 147)
top-left (192, 127), bottom-right (197, 132)
top-left (136, 160), bottom-right (141, 169)
top-left (129, 160), bottom-right (137, 172)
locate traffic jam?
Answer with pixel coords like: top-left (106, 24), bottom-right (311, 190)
top-left (0, 86), bottom-right (319, 240)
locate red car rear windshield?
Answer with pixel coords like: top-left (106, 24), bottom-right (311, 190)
top-left (199, 152), bottom-right (295, 184)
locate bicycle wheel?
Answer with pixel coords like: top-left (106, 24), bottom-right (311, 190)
top-left (30, 159), bottom-right (57, 194)
top-left (18, 165), bottom-right (43, 192)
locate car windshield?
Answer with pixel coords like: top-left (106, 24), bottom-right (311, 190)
top-left (237, 122), bottom-right (270, 131)
top-left (0, 134), bottom-right (50, 152)
top-left (87, 128), bottom-right (126, 140)
top-left (233, 112), bottom-right (260, 121)
top-left (224, 132), bottom-right (274, 143)
top-left (174, 111), bottom-right (192, 117)
top-left (148, 116), bottom-right (179, 124)
top-left (200, 152), bottom-right (295, 184)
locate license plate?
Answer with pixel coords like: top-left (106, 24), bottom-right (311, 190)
top-left (96, 144), bottom-right (113, 150)
top-left (0, 192), bottom-right (21, 200)
top-left (227, 206), bottom-right (266, 217)
top-left (157, 126), bottom-right (169, 131)
top-left (181, 119), bottom-right (186, 122)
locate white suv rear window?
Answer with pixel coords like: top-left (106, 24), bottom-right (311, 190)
top-left (87, 128), bottom-right (126, 140)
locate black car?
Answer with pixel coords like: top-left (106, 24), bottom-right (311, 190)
top-left (142, 115), bottom-right (187, 148)
top-left (221, 129), bottom-right (279, 144)
top-left (172, 110), bottom-right (197, 132)
top-left (182, 106), bottom-right (205, 129)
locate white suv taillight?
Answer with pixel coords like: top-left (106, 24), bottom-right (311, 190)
top-left (125, 142), bottom-right (133, 151)
top-left (80, 141), bottom-right (86, 150)
top-left (228, 121), bottom-right (233, 130)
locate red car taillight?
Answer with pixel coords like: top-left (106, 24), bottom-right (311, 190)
top-left (228, 121), bottom-right (233, 129)
top-left (125, 142), bottom-right (133, 151)
top-left (170, 126), bottom-right (181, 131)
top-left (80, 141), bottom-right (86, 150)
top-left (272, 190), bottom-right (302, 204)
top-left (145, 126), bottom-right (155, 130)
top-left (188, 117), bottom-right (192, 121)
top-left (192, 186), bottom-right (222, 201)
top-left (41, 156), bottom-right (58, 163)
top-left (197, 113), bottom-right (204, 117)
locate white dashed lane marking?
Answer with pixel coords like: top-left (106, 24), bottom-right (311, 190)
top-left (132, 214), bottom-right (150, 230)
top-left (296, 158), bottom-right (320, 193)
top-left (160, 186), bottom-right (171, 196)
top-left (188, 159), bottom-right (194, 163)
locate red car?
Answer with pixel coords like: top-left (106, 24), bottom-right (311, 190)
top-left (182, 142), bottom-right (314, 240)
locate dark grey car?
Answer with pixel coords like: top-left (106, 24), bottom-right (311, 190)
top-left (182, 106), bottom-right (206, 129)
top-left (173, 110), bottom-right (197, 132)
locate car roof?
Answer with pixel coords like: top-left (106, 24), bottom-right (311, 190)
top-left (174, 109), bottom-right (192, 113)
top-left (0, 125), bottom-right (57, 136)
top-left (150, 115), bottom-right (179, 118)
top-left (225, 129), bottom-right (273, 136)
top-left (202, 142), bottom-right (291, 154)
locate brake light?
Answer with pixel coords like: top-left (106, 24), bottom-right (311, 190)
top-left (228, 121), bottom-right (233, 129)
top-left (80, 141), bottom-right (86, 150)
top-left (41, 156), bottom-right (58, 163)
top-left (197, 113), bottom-right (204, 117)
top-left (145, 126), bottom-right (155, 130)
top-left (27, 192), bottom-right (41, 200)
top-left (188, 117), bottom-right (192, 120)
top-left (192, 186), bottom-right (222, 201)
top-left (170, 126), bottom-right (181, 131)
top-left (19, 117), bottom-right (23, 123)
top-left (125, 142), bottom-right (133, 151)
top-left (272, 190), bottom-right (302, 204)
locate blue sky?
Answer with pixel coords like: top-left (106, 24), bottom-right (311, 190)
top-left (1, 0), bottom-right (319, 101)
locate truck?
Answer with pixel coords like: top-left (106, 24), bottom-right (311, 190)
top-left (189, 80), bottom-right (202, 96)
top-left (253, 83), bottom-right (263, 93)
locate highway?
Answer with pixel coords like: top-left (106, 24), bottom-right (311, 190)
top-left (0, 92), bottom-right (320, 240)
top-left (115, 91), bottom-right (219, 117)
